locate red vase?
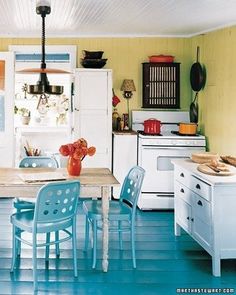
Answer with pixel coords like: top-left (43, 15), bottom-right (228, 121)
top-left (67, 157), bottom-right (82, 176)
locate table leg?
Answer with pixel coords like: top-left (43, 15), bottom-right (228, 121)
top-left (101, 186), bottom-right (109, 272)
top-left (212, 255), bottom-right (221, 277)
top-left (174, 222), bottom-right (181, 236)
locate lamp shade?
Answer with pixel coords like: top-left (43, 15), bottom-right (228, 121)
top-left (120, 79), bottom-right (136, 92)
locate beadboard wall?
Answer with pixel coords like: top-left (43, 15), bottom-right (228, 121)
top-left (191, 25), bottom-right (236, 154)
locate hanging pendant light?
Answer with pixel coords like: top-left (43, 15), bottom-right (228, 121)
top-left (18, 3), bottom-right (68, 95)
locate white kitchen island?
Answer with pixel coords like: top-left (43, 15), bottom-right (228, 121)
top-left (172, 159), bottom-right (236, 277)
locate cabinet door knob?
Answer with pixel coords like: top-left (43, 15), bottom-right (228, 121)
top-left (180, 173), bottom-right (184, 178)
top-left (196, 184), bottom-right (201, 190)
top-left (187, 216), bottom-right (190, 220)
top-left (180, 188), bottom-right (184, 193)
top-left (197, 200), bottom-right (203, 206)
top-left (191, 218), bottom-right (194, 222)
top-left (74, 107), bottom-right (79, 111)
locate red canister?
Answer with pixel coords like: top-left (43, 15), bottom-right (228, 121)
top-left (143, 119), bottom-right (161, 134)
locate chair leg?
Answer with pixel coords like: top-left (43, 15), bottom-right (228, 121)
top-left (118, 221), bottom-right (123, 250)
top-left (32, 234), bottom-right (38, 291)
top-left (72, 219), bottom-right (78, 277)
top-left (16, 208), bottom-right (21, 256)
top-left (10, 225), bottom-right (17, 272)
top-left (131, 225), bottom-right (136, 268)
top-left (45, 232), bottom-right (50, 266)
top-left (55, 231), bottom-right (60, 257)
top-left (92, 220), bottom-right (97, 269)
top-left (84, 217), bottom-right (90, 252)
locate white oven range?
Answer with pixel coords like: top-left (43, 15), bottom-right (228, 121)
top-left (132, 111), bottom-right (206, 210)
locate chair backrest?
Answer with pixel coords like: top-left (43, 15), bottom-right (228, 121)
top-left (33, 180), bottom-right (80, 225)
top-left (19, 156), bottom-right (58, 168)
top-left (119, 166), bottom-right (145, 214)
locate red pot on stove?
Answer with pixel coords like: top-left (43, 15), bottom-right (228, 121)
top-left (143, 119), bottom-right (161, 134)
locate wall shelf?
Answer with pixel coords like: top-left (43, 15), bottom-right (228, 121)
top-left (15, 126), bottom-right (70, 134)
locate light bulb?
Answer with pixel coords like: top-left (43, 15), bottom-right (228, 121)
top-left (36, 0), bottom-right (51, 7)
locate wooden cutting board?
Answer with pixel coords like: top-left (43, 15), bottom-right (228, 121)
top-left (197, 164), bottom-right (235, 176)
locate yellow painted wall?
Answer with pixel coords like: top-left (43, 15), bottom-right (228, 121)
top-left (191, 26), bottom-right (236, 154)
top-left (0, 37), bottom-right (192, 116)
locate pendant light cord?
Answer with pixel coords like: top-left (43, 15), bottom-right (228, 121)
top-left (41, 13), bottom-right (46, 69)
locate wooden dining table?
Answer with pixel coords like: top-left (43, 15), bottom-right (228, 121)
top-left (0, 167), bottom-right (119, 272)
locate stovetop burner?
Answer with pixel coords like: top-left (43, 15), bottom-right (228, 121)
top-left (137, 130), bottom-right (163, 136)
top-left (171, 131), bottom-right (199, 136)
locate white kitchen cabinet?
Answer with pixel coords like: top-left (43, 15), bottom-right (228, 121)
top-left (112, 131), bottom-right (138, 199)
top-left (73, 69), bottom-right (112, 168)
top-left (173, 159), bottom-right (236, 277)
top-left (174, 179), bottom-right (212, 250)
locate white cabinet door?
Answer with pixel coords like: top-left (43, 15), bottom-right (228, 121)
top-left (0, 52), bottom-right (14, 167)
top-left (112, 133), bottom-right (137, 199)
top-left (73, 69), bottom-right (112, 168)
top-left (175, 197), bottom-right (191, 234)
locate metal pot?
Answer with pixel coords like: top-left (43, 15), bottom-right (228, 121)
top-left (179, 122), bottom-right (197, 135)
top-left (144, 119), bottom-right (161, 134)
top-left (190, 47), bottom-right (206, 92)
top-left (149, 55), bottom-right (174, 63)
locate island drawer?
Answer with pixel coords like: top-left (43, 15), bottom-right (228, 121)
top-left (191, 176), bottom-right (211, 201)
top-left (175, 181), bottom-right (191, 205)
top-left (174, 166), bottom-right (191, 186)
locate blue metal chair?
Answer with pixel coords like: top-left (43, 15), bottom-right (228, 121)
top-left (14, 156), bottom-right (60, 257)
top-left (19, 156), bottom-right (59, 168)
top-left (83, 166), bottom-right (145, 269)
top-left (15, 156), bottom-right (59, 210)
top-left (10, 180), bottom-right (80, 291)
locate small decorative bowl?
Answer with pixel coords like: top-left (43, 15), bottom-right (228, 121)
top-left (83, 50), bottom-right (104, 59)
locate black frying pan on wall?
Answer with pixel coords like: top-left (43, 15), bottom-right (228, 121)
top-left (190, 46), bottom-right (206, 92)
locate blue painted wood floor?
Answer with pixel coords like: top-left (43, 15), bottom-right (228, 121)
top-left (0, 200), bottom-right (236, 295)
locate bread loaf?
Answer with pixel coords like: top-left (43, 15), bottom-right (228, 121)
top-left (221, 156), bottom-right (236, 167)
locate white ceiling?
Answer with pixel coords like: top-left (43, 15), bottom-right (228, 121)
top-left (0, 0), bottom-right (236, 38)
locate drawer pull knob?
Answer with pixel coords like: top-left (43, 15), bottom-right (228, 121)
top-left (191, 218), bottom-right (194, 222)
top-left (180, 188), bottom-right (184, 193)
top-left (197, 200), bottom-right (203, 206)
top-left (196, 184), bottom-right (201, 190)
top-left (180, 173), bottom-right (184, 177)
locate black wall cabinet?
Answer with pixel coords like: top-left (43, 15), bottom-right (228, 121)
top-left (142, 63), bottom-right (180, 109)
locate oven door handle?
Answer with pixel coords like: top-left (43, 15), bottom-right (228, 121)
top-left (142, 146), bottom-right (199, 150)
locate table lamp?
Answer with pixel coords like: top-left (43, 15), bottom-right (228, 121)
top-left (120, 79), bottom-right (136, 129)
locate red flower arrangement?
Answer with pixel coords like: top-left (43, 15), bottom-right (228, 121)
top-left (59, 138), bottom-right (96, 160)
top-left (59, 138), bottom-right (96, 176)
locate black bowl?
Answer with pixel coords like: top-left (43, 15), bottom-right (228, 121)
top-left (81, 58), bottom-right (107, 69)
top-left (83, 50), bottom-right (104, 59)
